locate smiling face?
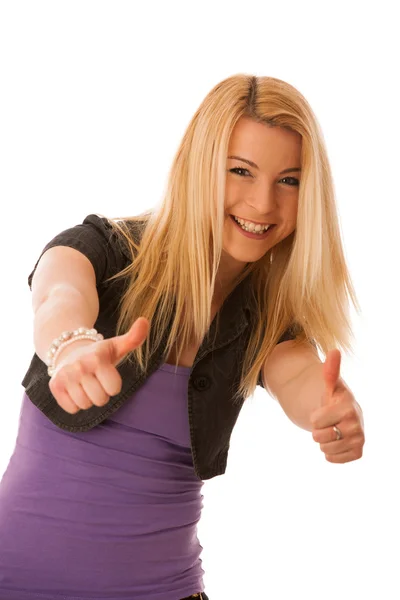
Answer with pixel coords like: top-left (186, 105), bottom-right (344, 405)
top-left (222, 116), bottom-right (302, 269)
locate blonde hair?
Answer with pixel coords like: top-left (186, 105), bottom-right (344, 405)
top-left (101, 73), bottom-right (361, 403)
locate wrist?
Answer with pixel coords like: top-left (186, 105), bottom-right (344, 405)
top-left (52, 338), bottom-right (98, 371)
top-left (47, 327), bottom-right (103, 377)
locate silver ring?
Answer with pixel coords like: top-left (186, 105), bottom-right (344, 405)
top-left (333, 425), bottom-right (343, 440)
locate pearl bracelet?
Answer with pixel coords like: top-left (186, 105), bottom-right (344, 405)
top-left (46, 327), bottom-right (104, 377)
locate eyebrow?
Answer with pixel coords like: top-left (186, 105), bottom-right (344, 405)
top-left (227, 155), bottom-right (301, 175)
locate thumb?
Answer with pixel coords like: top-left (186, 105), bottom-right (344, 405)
top-left (322, 349), bottom-right (341, 404)
top-left (107, 317), bottom-right (150, 366)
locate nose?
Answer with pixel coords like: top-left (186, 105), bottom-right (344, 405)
top-left (245, 181), bottom-right (277, 217)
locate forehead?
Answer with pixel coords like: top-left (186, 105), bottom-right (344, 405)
top-left (228, 117), bottom-right (302, 162)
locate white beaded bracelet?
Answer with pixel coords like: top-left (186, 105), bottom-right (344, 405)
top-left (46, 327), bottom-right (104, 377)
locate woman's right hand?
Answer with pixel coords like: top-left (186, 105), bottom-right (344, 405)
top-left (48, 317), bottom-right (150, 414)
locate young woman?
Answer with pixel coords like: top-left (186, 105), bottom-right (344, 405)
top-left (0, 74), bottom-right (365, 599)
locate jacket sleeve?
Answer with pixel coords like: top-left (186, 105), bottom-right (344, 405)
top-left (27, 214), bottom-right (120, 291)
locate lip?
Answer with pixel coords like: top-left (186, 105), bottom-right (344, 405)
top-left (230, 214), bottom-right (276, 240)
top-left (230, 214), bottom-right (275, 227)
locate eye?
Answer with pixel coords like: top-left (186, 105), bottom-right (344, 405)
top-left (229, 167), bottom-right (252, 177)
top-left (280, 176), bottom-right (300, 187)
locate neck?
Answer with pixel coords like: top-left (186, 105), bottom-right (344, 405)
top-left (213, 250), bottom-right (248, 306)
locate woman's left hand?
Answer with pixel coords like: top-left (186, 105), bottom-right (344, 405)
top-left (310, 349), bottom-right (365, 464)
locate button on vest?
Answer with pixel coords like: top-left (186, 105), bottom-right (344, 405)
top-left (193, 375), bottom-right (211, 391)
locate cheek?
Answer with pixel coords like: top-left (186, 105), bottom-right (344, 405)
top-left (282, 198), bottom-right (299, 222)
top-left (224, 181), bottom-right (238, 208)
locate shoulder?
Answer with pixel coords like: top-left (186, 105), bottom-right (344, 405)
top-left (104, 215), bottom-right (150, 257)
top-left (27, 213), bottom-right (147, 290)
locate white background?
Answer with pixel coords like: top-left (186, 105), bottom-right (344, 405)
top-left (0, 1), bottom-right (399, 599)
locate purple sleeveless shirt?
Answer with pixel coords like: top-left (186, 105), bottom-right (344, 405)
top-left (0, 363), bottom-right (205, 600)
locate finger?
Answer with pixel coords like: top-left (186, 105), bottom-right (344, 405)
top-left (325, 450), bottom-right (361, 464)
top-left (80, 373), bottom-right (110, 407)
top-left (319, 438), bottom-right (350, 454)
top-left (322, 349), bottom-right (341, 401)
top-left (66, 379), bottom-right (94, 410)
top-left (310, 402), bottom-right (344, 429)
top-left (56, 361), bottom-right (94, 410)
top-left (80, 351), bottom-right (123, 397)
top-left (49, 377), bottom-right (80, 414)
top-left (312, 424), bottom-right (345, 444)
top-left (95, 363), bottom-right (123, 398)
top-left (321, 431), bottom-right (364, 455)
top-left (108, 317), bottom-right (150, 365)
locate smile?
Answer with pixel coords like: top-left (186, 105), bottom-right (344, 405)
top-left (230, 214), bottom-right (276, 240)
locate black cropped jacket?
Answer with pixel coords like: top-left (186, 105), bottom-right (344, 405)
top-left (21, 214), bottom-right (295, 480)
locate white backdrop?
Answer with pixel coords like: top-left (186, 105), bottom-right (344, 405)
top-left (0, 1), bottom-right (398, 598)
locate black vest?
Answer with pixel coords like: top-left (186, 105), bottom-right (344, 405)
top-left (21, 214), bottom-right (295, 480)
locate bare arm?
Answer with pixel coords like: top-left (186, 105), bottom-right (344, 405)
top-left (261, 339), bottom-right (326, 431)
top-left (272, 362), bottom-right (328, 431)
top-left (261, 335), bottom-right (364, 469)
top-left (30, 246), bottom-right (100, 364)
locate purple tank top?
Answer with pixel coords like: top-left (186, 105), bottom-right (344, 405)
top-left (0, 363), bottom-right (205, 600)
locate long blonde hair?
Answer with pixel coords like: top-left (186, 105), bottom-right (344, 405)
top-left (101, 74), bottom-right (361, 402)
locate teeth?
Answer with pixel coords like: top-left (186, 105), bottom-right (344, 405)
top-left (233, 215), bottom-right (271, 234)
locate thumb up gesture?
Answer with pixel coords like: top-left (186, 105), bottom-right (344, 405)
top-left (310, 349), bottom-right (365, 463)
top-left (49, 317), bottom-right (150, 415)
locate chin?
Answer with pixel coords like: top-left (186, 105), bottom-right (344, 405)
top-left (222, 244), bottom-right (269, 265)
